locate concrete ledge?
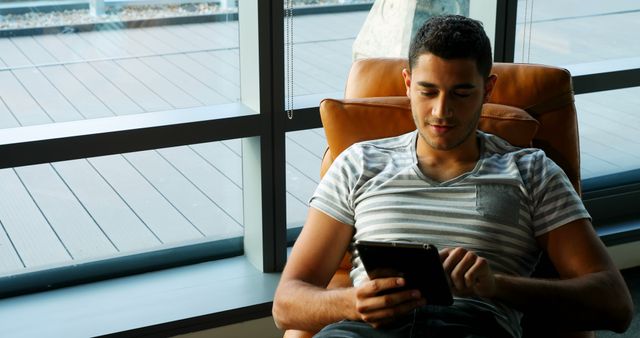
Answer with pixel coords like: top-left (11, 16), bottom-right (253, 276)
top-left (0, 255), bottom-right (279, 338)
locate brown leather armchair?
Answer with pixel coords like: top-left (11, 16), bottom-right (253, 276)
top-left (283, 58), bottom-right (593, 338)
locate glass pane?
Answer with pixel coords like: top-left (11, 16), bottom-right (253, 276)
top-left (283, 1), bottom-right (499, 230)
top-left (576, 87), bottom-right (640, 180)
top-left (0, 1), bottom-right (240, 130)
top-left (0, 139), bottom-right (245, 278)
top-left (283, 0), bottom-right (498, 108)
top-left (514, 0), bottom-right (640, 65)
top-left (284, 1), bottom-right (371, 108)
top-left (515, 1), bottom-right (640, 181)
top-left (286, 128), bottom-right (327, 229)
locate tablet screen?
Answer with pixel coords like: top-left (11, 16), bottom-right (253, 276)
top-left (355, 240), bottom-right (453, 306)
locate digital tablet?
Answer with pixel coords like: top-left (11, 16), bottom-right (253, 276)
top-left (354, 240), bottom-right (453, 306)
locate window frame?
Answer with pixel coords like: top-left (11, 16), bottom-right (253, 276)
top-left (0, 0), bottom-right (288, 296)
top-left (0, 0), bottom-right (638, 304)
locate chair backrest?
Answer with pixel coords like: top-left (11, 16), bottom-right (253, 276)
top-left (321, 57), bottom-right (582, 194)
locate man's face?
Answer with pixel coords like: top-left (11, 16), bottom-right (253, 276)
top-left (402, 53), bottom-right (495, 152)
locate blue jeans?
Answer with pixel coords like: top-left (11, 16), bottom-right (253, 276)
top-left (313, 305), bottom-right (514, 338)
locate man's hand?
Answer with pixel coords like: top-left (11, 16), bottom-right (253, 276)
top-left (351, 277), bottom-right (426, 328)
top-left (440, 247), bottom-right (496, 298)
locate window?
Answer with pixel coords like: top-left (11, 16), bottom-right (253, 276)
top-left (0, 0), bottom-right (637, 304)
top-left (575, 87), bottom-right (640, 180)
top-left (0, 1), bottom-right (242, 127)
top-left (285, 128), bottom-right (326, 235)
top-left (0, 139), bottom-right (247, 295)
top-left (283, 0), bottom-right (503, 235)
top-left (515, 0), bottom-right (640, 179)
top-left (0, 0), bottom-right (266, 295)
top-left (515, 0), bottom-right (640, 230)
top-left (514, 0), bottom-right (639, 66)
top-left (283, 2), bottom-right (370, 235)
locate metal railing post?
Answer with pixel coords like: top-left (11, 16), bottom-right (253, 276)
top-left (90, 0), bottom-right (105, 16)
top-left (219, 0), bottom-right (235, 11)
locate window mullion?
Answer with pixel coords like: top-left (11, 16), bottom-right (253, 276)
top-left (239, 0), bottom-right (287, 273)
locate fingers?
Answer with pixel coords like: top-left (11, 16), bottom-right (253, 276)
top-left (443, 247), bottom-right (466, 276)
top-left (443, 247), bottom-right (495, 297)
top-left (459, 251), bottom-right (485, 288)
top-left (464, 256), bottom-right (488, 287)
top-left (445, 248), bottom-right (474, 292)
top-left (465, 257), bottom-right (496, 298)
top-left (356, 277), bottom-right (405, 298)
top-left (354, 278), bottom-right (425, 326)
top-left (357, 293), bottom-right (424, 326)
top-left (439, 247), bottom-right (453, 262)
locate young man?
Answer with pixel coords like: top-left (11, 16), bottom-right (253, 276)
top-left (273, 15), bottom-right (633, 338)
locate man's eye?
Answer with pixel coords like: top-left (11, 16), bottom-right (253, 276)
top-left (420, 91), bottom-right (437, 97)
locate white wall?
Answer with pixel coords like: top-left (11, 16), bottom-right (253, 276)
top-left (175, 316), bottom-right (282, 338)
top-left (609, 242), bottom-right (640, 270)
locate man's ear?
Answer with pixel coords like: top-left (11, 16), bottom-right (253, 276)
top-left (402, 68), bottom-right (412, 98)
top-left (484, 74), bottom-right (498, 103)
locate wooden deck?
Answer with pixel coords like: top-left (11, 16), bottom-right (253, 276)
top-left (0, 7), bottom-right (639, 276)
top-left (0, 11), bottom-right (367, 276)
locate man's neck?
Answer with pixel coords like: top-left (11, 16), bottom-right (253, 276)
top-left (415, 133), bottom-right (481, 182)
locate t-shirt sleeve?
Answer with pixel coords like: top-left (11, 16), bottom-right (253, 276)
top-left (308, 145), bottom-right (363, 226)
top-left (530, 153), bottom-right (591, 236)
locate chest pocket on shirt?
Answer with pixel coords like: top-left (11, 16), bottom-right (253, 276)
top-left (476, 184), bottom-right (520, 225)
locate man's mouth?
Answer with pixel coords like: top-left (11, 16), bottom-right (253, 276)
top-left (429, 124), bottom-right (454, 134)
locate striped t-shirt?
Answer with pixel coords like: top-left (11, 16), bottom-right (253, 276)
top-left (309, 130), bottom-right (590, 338)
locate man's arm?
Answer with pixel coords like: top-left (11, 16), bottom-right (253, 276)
top-left (444, 218), bottom-right (633, 333)
top-left (497, 218), bottom-right (633, 332)
top-left (272, 208), bottom-right (355, 331)
top-left (272, 208), bottom-right (425, 332)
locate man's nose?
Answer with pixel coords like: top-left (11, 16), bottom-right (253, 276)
top-left (432, 96), bottom-right (452, 118)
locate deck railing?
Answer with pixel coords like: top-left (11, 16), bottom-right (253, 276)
top-left (88, 0), bottom-right (228, 16)
top-left (0, 0), bottom-right (370, 17)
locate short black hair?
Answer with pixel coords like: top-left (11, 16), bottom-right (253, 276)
top-left (408, 15), bottom-right (492, 78)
